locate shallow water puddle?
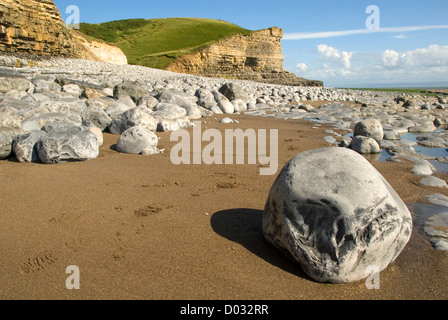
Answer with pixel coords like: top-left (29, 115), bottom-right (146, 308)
top-left (407, 202), bottom-right (447, 234)
top-left (429, 160), bottom-right (448, 173)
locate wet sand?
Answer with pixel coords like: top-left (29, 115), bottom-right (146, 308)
top-left (1, 110), bottom-right (447, 300)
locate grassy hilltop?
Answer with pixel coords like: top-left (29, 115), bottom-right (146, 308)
top-left (79, 18), bottom-right (252, 69)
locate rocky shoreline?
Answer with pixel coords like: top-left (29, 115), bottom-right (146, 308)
top-left (1, 54), bottom-right (448, 254)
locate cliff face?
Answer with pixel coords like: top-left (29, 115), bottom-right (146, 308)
top-left (0, 0), bottom-right (126, 64)
top-left (167, 27), bottom-right (323, 87)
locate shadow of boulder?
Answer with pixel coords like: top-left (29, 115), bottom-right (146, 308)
top-left (210, 208), bottom-right (310, 280)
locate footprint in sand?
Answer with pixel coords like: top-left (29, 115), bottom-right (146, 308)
top-left (134, 203), bottom-right (173, 217)
top-left (19, 251), bottom-right (58, 275)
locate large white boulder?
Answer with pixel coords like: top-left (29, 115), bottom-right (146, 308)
top-left (36, 130), bottom-right (99, 164)
top-left (262, 147), bottom-right (412, 283)
top-left (354, 119), bottom-right (384, 142)
top-left (116, 126), bottom-right (159, 154)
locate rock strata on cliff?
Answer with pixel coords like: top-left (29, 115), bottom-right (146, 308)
top-left (0, 0), bottom-right (126, 64)
top-left (167, 27), bottom-right (322, 87)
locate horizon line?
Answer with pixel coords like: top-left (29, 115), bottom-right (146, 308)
top-left (283, 25), bottom-right (448, 40)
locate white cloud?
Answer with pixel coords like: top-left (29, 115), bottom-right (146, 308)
top-left (284, 25), bottom-right (448, 40)
top-left (317, 44), bottom-right (353, 69)
top-left (382, 44), bottom-right (448, 69)
top-left (394, 33), bottom-right (408, 39)
top-left (296, 63), bottom-right (308, 72)
top-left (382, 49), bottom-right (399, 67)
top-left (289, 44), bottom-right (448, 86)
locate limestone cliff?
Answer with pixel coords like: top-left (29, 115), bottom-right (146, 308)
top-left (166, 27), bottom-right (323, 87)
top-left (0, 0), bottom-right (126, 64)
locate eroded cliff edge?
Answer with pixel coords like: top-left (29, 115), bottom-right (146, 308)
top-left (166, 27), bottom-right (323, 87)
top-left (0, 0), bottom-right (127, 64)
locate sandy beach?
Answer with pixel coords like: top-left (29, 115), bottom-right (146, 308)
top-left (1, 108), bottom-right (447, 300)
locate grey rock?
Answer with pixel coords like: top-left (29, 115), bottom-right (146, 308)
top-left (298, 104), bottom-right (314, 112)
top-left (354, 119), bottom-right (384, 142)
top-left (13, 130), bottom-right (48, 162)
top-left (420, 176), bottom-right (448, 188)
top-left (108, 107), bottom-right (158, 135)
top-left (231, 99), bottom-right (248, 113)
top-left (0, 76), bottom-right (32, 93)
top-left (212, 90), bottom-right (234, 114)
top-left (82, 106), bottom-right (112, 131)
top-left (324, 136), bottom-right (337, 144)
top-left (41, 121), bottom-right (84, 134)
top-left (157, 118), bottom-right (191, 132)
top-left (153, 103), bottom-right (187, 118)
top-left (416, 136), bottom-right (446, 148)
top-left (157, 89), bottom-right (198, 107)
top-left (150, 110), bottom-right (181, 121)
top-left (0, 96), bottom-right (37, 111)
top-left (141, 147), bottom-right (162, 156)
top-left (383, 130), bottom-right (400, 140)
top-left (105, 101), bottom-right (134, 119)
top-left (411, 162), bottom-right (434, 176)
top-left (87, 126), bottom-right (104, 146)
top-left (62, 84), bottom-right (82, 97)
top-left (220, 117), bottom-right (239, 124)
top-left (424, 212), bottom-right (448, 250)
top-left (116, 126), bottom-right (159, 154)
top-left (113, 80), bottom-right (148, 102)
top-left (350, 136), bottom-right (381, 154)
top-left (409, 123), bottom-right (437, 133)
top-left (22, 113), bottom-right (83, 132)
top-left (195, 88), bottom-right (217, 109)
top-left (136, 94), bottom-right (159, 110)
top-left (36, 130), bottom-right (99, 164)
top-left (218, 83), bottom-right (249, 102)
top-left (22, 99), bottom-right (87, 117)
top-left (182, 105), bottom-right (203, 120)
top-left (430, 238), bottom-right (448, 251)
top-left (425, 193), bottom-right (448, 207)
top-left (262, 147), bottom-right (413, 283)
top-left (0, 106), bottom-right (23, 131)
top-left (0, 131), bottom-right (14, 159)
top-left (32, 78), bottom-right (61, 93)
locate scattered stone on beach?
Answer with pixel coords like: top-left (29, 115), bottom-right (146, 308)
top-left (0, 54), bottom-right (446, 172)
top-left (116, 125), bottom-right (159, 154)
top-left (324, 136), bottom-right (337, 144)
top-left (113, 80), bottom-right (148, 102)
top-left (425, 193), bottom-right (448, 207)
top-left (36, 130), bottom-right (100, 164)
top-left (220, 117), bottom-right (240, 124)
top-left (212, 90), bottom-right (235, 114)
top-left (13, 130), bottom-right (47, 162)
top-left (0, 131), bottom-right (14, 160)
top-left (420, 176), bottom-right (448, 189)
top-left (411, 161), bottom-right (434, 176)
top-left (218, 83), bottom-right (249, 102)
top-left (416, 135), bottom-right (446, 148)
top-left (349, 136), bottom-right (381, 154)
top-left (157, 118), bottom-right (191, 132)
top-left (262, 147), bottom-right (413, 284)
top-left (81, 106), bottom-right (112, 131)
top-left (354, 119), bottom-right (384, 142)
top-left (108, 107), bottom-right (158, 134)
top-left (0, 75), bottom-right (32, 93)
top-left (424, 212), bottom-right (448, 251)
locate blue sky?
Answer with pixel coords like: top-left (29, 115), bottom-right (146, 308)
top-left (54, 0), bottom-right (448, 87)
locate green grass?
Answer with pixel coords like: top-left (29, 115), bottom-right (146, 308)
top-left (79, 18), bottom-right (252, 69)
top-left (340, 87), bottom-right (447, 97)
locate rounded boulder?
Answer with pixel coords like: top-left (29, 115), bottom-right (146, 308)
top-left (116, 126), bottom-right (158, 154)
top-left (262, 147), bottom-right (412, 283)
top-left (354, 119), bottom-right (384, 142)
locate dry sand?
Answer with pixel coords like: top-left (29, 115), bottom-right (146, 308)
top-left (1, 105), bottom-right (447, 300)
